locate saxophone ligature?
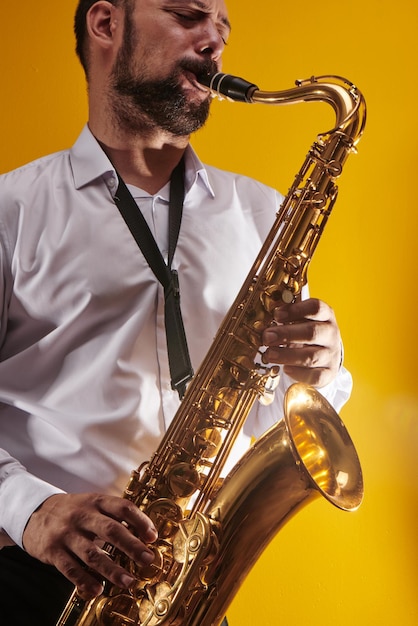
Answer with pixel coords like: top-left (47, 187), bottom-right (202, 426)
top-left (57, 72), bottom-right (366, 626)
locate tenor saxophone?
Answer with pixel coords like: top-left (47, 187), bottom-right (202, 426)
top-left (57, 73), bottom-right (366, 626)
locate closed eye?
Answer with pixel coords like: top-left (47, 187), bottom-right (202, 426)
top-left (170, 9), bottom-right (230, 44)
top-left (173, 10), bottom-right (199, 21)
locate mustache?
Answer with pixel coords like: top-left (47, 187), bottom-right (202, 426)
top-left (178, 58), bottom-right (219, 82)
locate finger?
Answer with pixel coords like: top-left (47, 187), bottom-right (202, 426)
top-left (95, 516), bottom-right (155, 566)
top-left (265, 306), bottom-right (340, 348)
top-left (282, 364), bottom-right (332, 387)
top-left (263, 344), bottom-right (331, 369)
top-left (70, 504), bottom-right (156, 571)
top-left (261, 341), bottom-right (334, 385)
top-left (56, 531), bottom-right (154, 600)
top-left (274, 298), bottom-right (333, 323)
top-left (53, 547), bottom-right (105, 600)
top-left (94, 495), bottom-right (158, 543)
top-left (263, 320), bottom-right (331, 348)
top-left (69, 536), bottom-right (142, 594)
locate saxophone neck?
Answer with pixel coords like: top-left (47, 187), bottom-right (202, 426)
top-left (200, 73), bottom-right (366, 144)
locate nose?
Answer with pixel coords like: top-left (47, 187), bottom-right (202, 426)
top-left (198, 21), bottom-right (226, 62)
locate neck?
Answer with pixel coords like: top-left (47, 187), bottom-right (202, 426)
top-left (88, 119), bottom-right (189, 195)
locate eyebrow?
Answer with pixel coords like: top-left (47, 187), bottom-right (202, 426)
top-left (198, 0), bottom-right (232, 31)
top-left (179, 0), bottom-right (232, 32)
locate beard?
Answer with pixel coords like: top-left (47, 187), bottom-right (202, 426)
top-left (109, 16), bottom-right (216, 136)
top-left (111, 64), bottom-right (212, 136)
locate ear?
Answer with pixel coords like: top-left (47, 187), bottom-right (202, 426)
top-left (86, 1), bottom-right (122, 53)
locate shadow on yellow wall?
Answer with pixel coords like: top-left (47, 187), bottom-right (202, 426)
top-left (1, 1), bottom-right (417, 624)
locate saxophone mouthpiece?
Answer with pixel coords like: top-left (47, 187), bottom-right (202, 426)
top-left (198, 72), bottom-right (259, 103)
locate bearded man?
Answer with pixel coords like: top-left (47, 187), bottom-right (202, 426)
top-left (0, 1), bottom-right (351, 624)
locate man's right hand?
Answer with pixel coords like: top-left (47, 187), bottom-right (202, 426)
top-left (22, 493), bottom-right (158, 600)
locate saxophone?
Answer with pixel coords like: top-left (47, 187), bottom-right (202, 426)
top-left (57, 73), bottom-right (366, 626)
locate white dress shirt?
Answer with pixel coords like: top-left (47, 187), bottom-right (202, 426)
top-left (0, 126), bottom-right (352, 548)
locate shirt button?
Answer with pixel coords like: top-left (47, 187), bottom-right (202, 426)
top-left (108, 176), bottom-right (117, 190)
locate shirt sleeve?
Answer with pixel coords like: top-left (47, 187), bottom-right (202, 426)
top-left (0, 451), bottom-right (65, 548)
top-left (0, 184), bottom-right (66, 549)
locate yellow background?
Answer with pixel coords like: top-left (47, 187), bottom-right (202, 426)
top-left (1, 1), bottom-right (417, 624)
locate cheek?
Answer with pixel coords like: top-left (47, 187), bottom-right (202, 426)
top-left (139, 41), bottom-right (180, 74)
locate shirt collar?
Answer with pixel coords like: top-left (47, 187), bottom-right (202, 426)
top-left (183, 143), bottom-right (215, 198)
top-left (70, 124), bottom-right (215, 199)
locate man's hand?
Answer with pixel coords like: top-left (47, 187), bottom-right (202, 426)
top-left (22, 493), bottom-right (158, 600)
top-left (262, 298), bottom-right (342, 388)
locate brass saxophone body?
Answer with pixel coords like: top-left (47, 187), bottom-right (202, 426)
top-left (58, 74), bottom-right (365, 626)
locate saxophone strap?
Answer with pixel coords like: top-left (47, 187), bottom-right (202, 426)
top-left (113, 156), bottom-right (193, 399)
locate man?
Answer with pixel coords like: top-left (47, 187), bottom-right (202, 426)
top-left (0, 1), bottom-right (351, 624)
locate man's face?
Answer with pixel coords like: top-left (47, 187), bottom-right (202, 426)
top-left (109, 0), bottom-right (230, 136)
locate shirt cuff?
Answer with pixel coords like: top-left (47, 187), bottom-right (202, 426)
top-left (0, 468), bottom-right (65, 548)
top-left (313, 364), bottom-right (353, 413)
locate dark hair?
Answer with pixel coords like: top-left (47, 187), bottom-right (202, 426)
top-left (74, 0), bottom-right (123, 74)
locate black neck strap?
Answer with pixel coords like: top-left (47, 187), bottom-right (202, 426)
top-left (113, 157), bottom-right (193, 399)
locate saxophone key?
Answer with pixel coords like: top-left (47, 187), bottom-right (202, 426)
top-left (167, 463), bottom-right (200, 498)
top-left (193, 427), bottom-right (222, 459)
top-left (145, 498), bottom-right (183, 539)
top-left (172, 513), bottom-right (212, 564)
top-left (95, 594), bottom-right (140, 626)
top-left (137, 582), bottom-right (175, 625)
top-left (258, 366), bottom-right (281, 406)
top-left (129, 544), bottom-right (165, 584)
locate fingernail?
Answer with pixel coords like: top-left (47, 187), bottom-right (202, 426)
top-left (140, 550), bottom-right (155, 566)
top-left (77, 582), bottom-right (104, 600)
top-left (120, 574), bottom-right (136, 588)
top-left (274, 308), bottom-right (288, 322)
top-left (145, 526), bottom-right (158, 542)
top-left (263, 329), bottom-right (276, 343)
